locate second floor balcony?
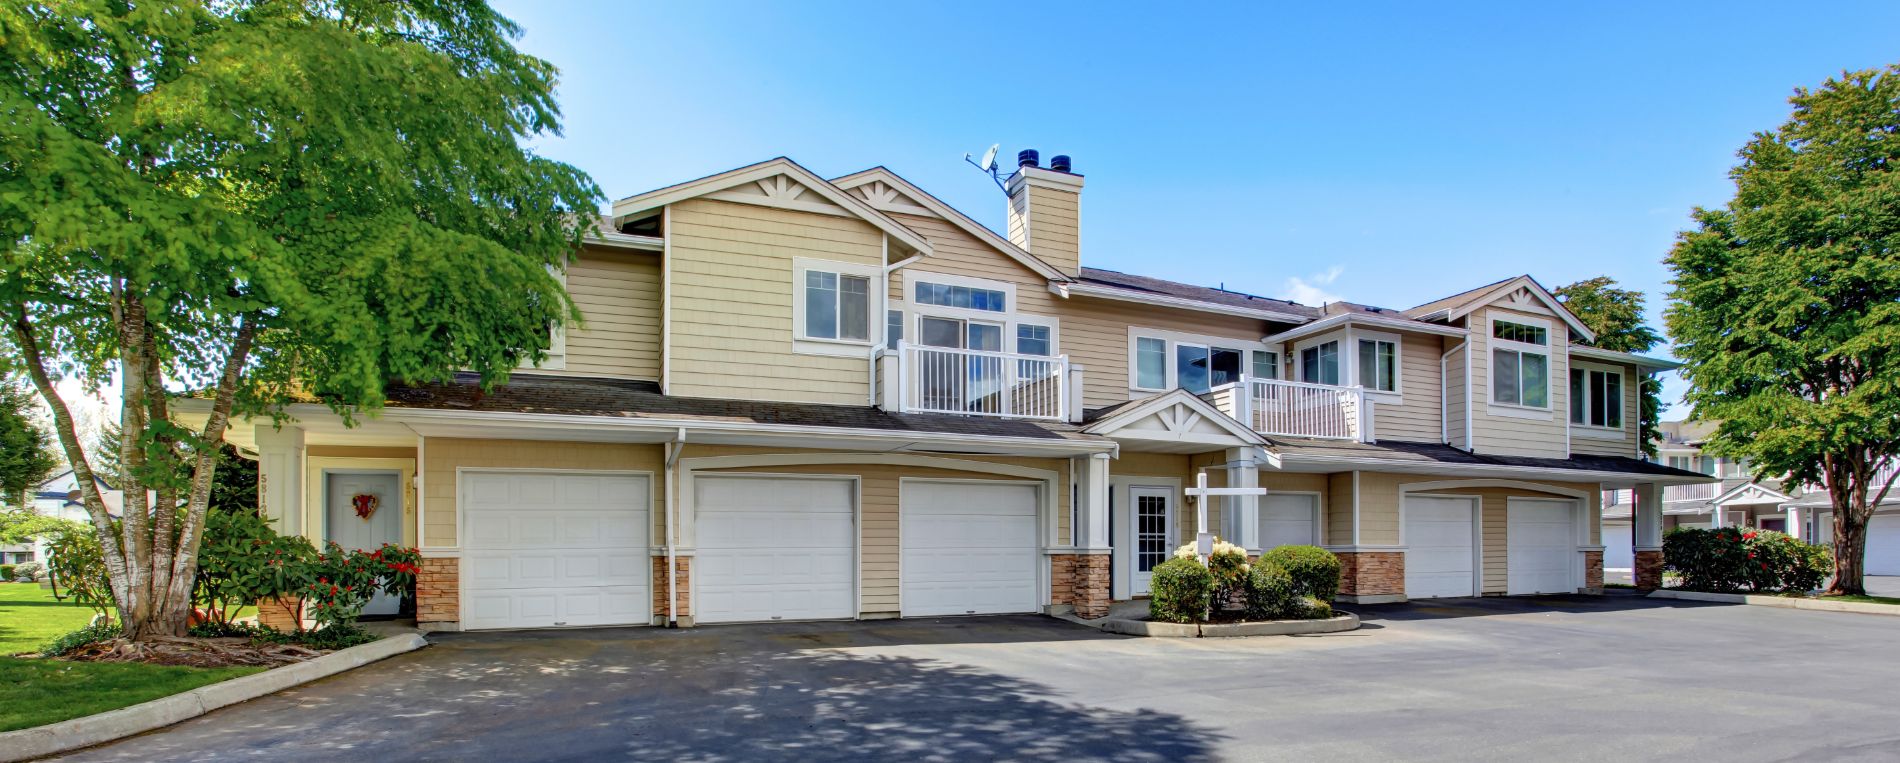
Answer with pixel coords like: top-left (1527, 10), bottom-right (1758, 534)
top-left (881, 342), bottom-right (1075, 421)
top-left (1210, 377), bottom-right (1370, 442)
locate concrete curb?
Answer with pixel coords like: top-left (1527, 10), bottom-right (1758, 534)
top-left (0, 633), bottom-right (427, 763)
top-left (1061, 611), bottom-right (1360, 638)
top-left (1648, 589), bottom-right (1900, 617)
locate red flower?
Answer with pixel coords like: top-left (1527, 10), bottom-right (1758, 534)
top-left (1743, 531), bottom-right (1758, 540)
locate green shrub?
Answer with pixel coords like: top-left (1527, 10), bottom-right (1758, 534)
top-left (1665, 527), bottom-right (1830, 593)
top-left (0, 563), bottom-right (13, 581)
top-left (1149, 556), bottom-right (1215, 624)
top-left (12, 560), bottom-right (44, 583)
top-left (45, 529), bottom-right (111, 614)
top-left (1299, 596), bottom-right (1333, 620)
top-left (41, 623), bottom-right (121, 657)
top-left (187, 620), bottom-right (378, 650)
top-left (1261, 545), bottom-right (1340, 603)
top-left (1244, 560), bottom-right (1297, 620)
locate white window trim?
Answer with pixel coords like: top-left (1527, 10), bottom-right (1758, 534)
top-left (793, 256), bottom-right (883, 357)
top-left (899, 269), bottom-right (1058, 357)
top-left (1569, 360), bottom-right (1627, 437)
top-left (1293, 331), bottom-right (1347, 388)
top-left (1486, 313), bottom-right (1554, 417)
top-left (1250, 348), bottom-right (1281, 381)
top-left (1126, 326), bottom-right (1271, 394)
top-left (1352, 328), bottom-right (1405, 399)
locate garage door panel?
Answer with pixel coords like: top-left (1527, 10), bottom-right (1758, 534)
top-left (463, 585), bottom-right (649, 631)
top-left (901, 482), bottom-right (1040, 617)
top-left (460, 471), bottom-right (650, 630)
top-left (695, 476), bottom-right (857, 624)
top-left (1867, 515), bottom-right (1900, 575)
top-left (1508, 498), bottom-right (1578, 595)
top-left (1405, 496), bottom-right (1476, 599)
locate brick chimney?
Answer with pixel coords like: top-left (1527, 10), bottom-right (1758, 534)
top-left (1005, 150), bottom-right (1083, 278)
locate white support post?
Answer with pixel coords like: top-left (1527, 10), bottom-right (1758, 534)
top-left (1224, 446), bottom-right (1261, 554)
top-left (1067, 362), bottom-right (1087, 424)
top-left (255, 424), bottom-right (306, 537)
top-left (1633, 482), bottom-right (1663, 551)
top-left (1075, 453), bottom-right (1111, 552)
top-left (877, 350), bottom-right (901, 412)
top-left (1786, 506), bottom-right (1801, 540)
top-left (1234, 374), bottom-right (1255, 431)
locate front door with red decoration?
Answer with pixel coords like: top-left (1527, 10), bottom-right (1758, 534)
top-left (325, 471), bottom-right (404, 617)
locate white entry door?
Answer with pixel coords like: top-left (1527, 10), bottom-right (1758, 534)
top-left (462, 471), bottom-right (651, 630)
top-left (1261, 493), bottom-right (1320, 551)
top-left (1508, 498), bottom-right (1580, 595)
top-left (1404, 495), bottom-right (1477, 599)
top-left (900, 481), bottom-right (1040, 617)
top-left (695, 475), bottom-right (856, 623)
top-left (325, 471), bottom-right (405, 616)
top-left (1129, 486), bottom-right (1174, 596)
top-left (1867, 514), bottom-right (1900, 576)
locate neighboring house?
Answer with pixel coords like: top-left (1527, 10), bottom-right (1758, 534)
top-left (177, 152), bottom-right (1710, 632)
top-left (2, 469), bottom-right (122, 565)
top-left (1787, 460), bottom-right (1900, 575)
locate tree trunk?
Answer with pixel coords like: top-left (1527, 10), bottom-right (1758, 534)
top-left (1829, 501), bottom-right (1869, 596)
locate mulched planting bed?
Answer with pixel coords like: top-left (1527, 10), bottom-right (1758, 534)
top-left (59, 636), bottom-right (327, 668)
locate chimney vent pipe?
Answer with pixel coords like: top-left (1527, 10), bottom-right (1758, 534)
top-left (1017, 149), bottom-right (1040, 168)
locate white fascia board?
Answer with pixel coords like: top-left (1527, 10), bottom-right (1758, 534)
top-left (1064, 282), bottom-right (1314, 324)
top-left (1275, 452), bottom-right (1720, 486)
top-left (1568, 345), bottom-right (1683, 371)
top-left (829, 167), bottom-right (1073, 283)
top-left (1263, 313), bottom-right (1467, 344)
top-left (588, 231), bottom-right (664, 251)
top-left (611, 157), bottom-right (933, 256)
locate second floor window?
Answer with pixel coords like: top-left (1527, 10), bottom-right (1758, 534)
top-left (1300, 341), bottom-right (1341, 385)
top-left (1017, 324), bottom-right (1051, 356)
top-left (1173, 344), bottom-right (1242, 394)
top-left (1251, 350), bottom-right (1279, 381)
top-left (1135, 337), bottom-right (1168, 389)
top-left (1357, 339), bottom-right (1397, 392)
top-left (916, 282), bottom-right (1006, 312)
top-left (805, 270), bottom-right (870, 341)
top-left (1490, 317), bottom-right (1550, 408)
top-left (1569, 367), bottom-right (1623, 428)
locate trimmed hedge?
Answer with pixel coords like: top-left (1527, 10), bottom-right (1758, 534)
top-left (1244, 560), bottom-right (1297, 620)
top-left (0, 564), bottom-right (13, 581)
top-left (1149, 556), bottom-right (1214, 623)
top-left (1260, 545), bottom-right (1341, 603)
top-left (1664, 527), bottom-right (1831, 593)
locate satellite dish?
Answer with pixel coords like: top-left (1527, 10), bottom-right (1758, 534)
top-left (977, 144), bottom-right (999, 172)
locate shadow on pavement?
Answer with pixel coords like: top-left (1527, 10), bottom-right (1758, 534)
top-left (1353, 590), bottom-right (1732, 623)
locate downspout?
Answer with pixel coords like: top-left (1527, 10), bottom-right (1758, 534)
top-left (665, 427), bottom-right (686, 627)
top-left (1463, 339), bottom-right (1474, 451)
top-left (1441, 338), bottom-right (1467, 445)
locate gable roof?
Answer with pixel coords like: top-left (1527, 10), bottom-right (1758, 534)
top-left (1712, 481), bottom-right (1793, 506)
top-left (1403, 274), bottom-right (1596, 343)
top-left (610, 157), bottom-right (933, 256)
top-left (1082, 388), bottom-right (1271, 452)
top-left (829, 167), bottom-right (1073, 283)
top-left (1073, 268), bottom-right (1318, 324)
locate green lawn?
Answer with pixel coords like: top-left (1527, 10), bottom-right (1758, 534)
top-left (0, 583), bottom-right (263, 732)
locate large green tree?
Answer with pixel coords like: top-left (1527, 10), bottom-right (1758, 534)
top-left (0, 378), bottom-right (59, 508)
top-left (0, 0), bottom-right (600, 638)
top-left (1666, 66), bottom-right (1900, 595)
top-left (1554, 277), bottom-right (1667, 457)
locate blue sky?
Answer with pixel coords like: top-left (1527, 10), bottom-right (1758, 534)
top-left (493, 1), bottom-right (1900, 420)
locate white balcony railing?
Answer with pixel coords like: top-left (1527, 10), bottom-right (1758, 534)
top-left (1242, 377), bottom-right (1367, 441)
top-left (1603, 482), bottom-right (1721, 508)
top-left (897, 342), bottom-right (1069, 421)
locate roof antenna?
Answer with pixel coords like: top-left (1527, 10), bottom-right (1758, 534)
top-left (963, 143), bottom-right (1009, 195)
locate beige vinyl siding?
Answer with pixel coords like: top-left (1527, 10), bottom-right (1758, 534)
top-left (1569, 361), bottom-right (1642, 458)
top-left (886, 212), bottom-right (1056, 307)
top-left (1445, 341), bottom-right (1471, 449)
top-left (420, 438), bottom-right (666, 548)
top-left (1355, 472), bottom-right (1404, 546)
top-left (1326, 472), bottom-right (1355, 546)
top-left (547, 246), bottom-right (662, 380)
top-left (306, 445), bottom-right (416, 460)
top-left (680, 444), bottom-right (1067, 616)
top-left (1019, 184), bottom-right (1080, 277)
top-left (1405, 481), bottom-right (1600, 594)
top-left (1063, 299), bottom-right (1270, 409)
top-left (1372, 334), bottom-right (1445, 443)
top-left (666, 198), bottom-right (884, 405)
top-left (1469, 306), bottom-right (1570, 458)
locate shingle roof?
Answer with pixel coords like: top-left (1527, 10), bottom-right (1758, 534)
top-left (1268, 437), bottom-right (1716, 480)
top-left (1403, 274), bottom-right (1521, 318)
top-left (380, 372), bottom-right (1101, 442)
top-left (1075, 267), bottom-right (1321, 320)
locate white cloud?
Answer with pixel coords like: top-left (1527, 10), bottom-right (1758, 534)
top-left (1283, 265), bottom-right (1346, 305)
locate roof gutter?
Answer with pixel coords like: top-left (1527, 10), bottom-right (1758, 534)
top-left (1263, 313), bottom-right (1468, 345)
top-left (1275, 452), bottom-right (1721, 486)
top-left (1064, 282), bottom-right (1314, 324)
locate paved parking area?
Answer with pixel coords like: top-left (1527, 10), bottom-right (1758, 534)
top-left (56, 593), bottom-right (1900, 762)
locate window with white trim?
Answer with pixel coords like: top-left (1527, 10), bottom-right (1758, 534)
top-left (885, 309), bottom-right (903, 349)
top-left (1172, 343), bottom-right (1243, 394)
top-left (797, 264), bottom-right (873, 343)
top-left (916, 281), bottom-right (1006, 312)
top-left (1490, 318), bottom-right (1549, 408)
top-left (1357, 339), bottom-right (1397, 392)
top-left (1569, 366), bottom-right (1623, 428)
top-left (1130, 331), bottom-right (1263, 393)
top-left (1300, 341), bottom-right (1340, 385)
top-left (1135, 337), bottom-right (1167, 389)
top-left (1251, 350), bottom-right (1279, 381)
top-left (1016, 324), bottom-right (1051, 356)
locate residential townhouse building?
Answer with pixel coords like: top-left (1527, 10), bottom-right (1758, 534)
top-left (183, 152), bottom-right (1710, 631)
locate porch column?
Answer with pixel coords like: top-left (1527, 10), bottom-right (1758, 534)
top-left (1786, 506), bottom-right (1801, 540)
top-left (1223, 446), bottom-right (1261, 555)
top-left (254, 424), bottom-right (306, 537)
top-left (1633, 482), bottom-right (1664, 591)
top-left (1061, 453), bottom-right (1112, 619)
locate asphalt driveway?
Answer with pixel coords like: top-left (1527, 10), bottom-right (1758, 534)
top-left (53, 593), bottom-right (1900, 762)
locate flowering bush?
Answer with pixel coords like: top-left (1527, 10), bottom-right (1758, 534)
top-left (1664, 527), bottom-right (1831, 593)
top-left (1150, 539), bottom-right (1337, 623)
top-left (369, 544), bottom-right (423, 601)
top-left (302, 543), bottom-right (380, 629)
top-left (1148, 555), bottom-right (1215, 623)
top-left (193, 510), bottom-right (423, 632)
top-left (14, 560), bottom-right (45, 583)
top-left (1260, 545), bottom-right (1341, 603)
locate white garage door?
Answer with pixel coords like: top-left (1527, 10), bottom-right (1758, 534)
top-left (462, 471), bottom-right (651, 631)
top-left (695, 476), bottom-right (856, 623)
top-left (1405, 496), bottom-right (1476, 599)
top-left (1602, 520), bottom-right (1634, 569)
top-left (1261, 493), bottom-right (1320, 550)
top-left (1868, 514), bottom-right (1900, 576)
top-left (902, 481), bottom-right (1040, 617)
top-left (1509, 498), bottom-right (1579, 595)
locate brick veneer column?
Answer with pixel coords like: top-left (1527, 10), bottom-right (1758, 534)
top-left (1072, 553), bottom-right (1111, 619)
top-left (1048, 554), bottom-right (1077, 608)
top-left (1336, 551), bottom-right (1405, 601)
top-left (1633, 549), bottom-right (1664, 591)
top-left (651, 555), bottom-right (693, 626)
top-left (1583, 550), bottom-right (1605, 593)
top-left (257, 596), bottom-right (302, 631)
top-left (416, 556), bottom-right (460, 631)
